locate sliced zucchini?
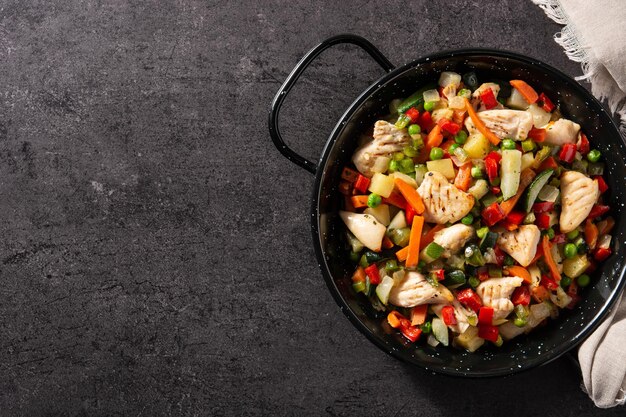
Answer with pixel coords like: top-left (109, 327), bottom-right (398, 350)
top-left (524, 169), bottom-right (554, 212)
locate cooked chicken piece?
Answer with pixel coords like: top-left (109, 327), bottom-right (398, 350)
top-left (432, 299), bottom-right (474, 334)
top-left (559, 170), bottom-right (600, 233)
top-left (476, 277), bottom-right (524, 320)
top-left (417, 171), bottom-right (474, 224)
top-left (433, 224), bottom-right (475, 258)
top-left (543, 118), bottom-right (581, 146)
top-left (464, 109), bottom-right (533, 141)
top-left (497, 225), bottom-right (541, 267)
top-left (352, 120), bottom-right (410, 177)
top-left (388, 271), bottom-right (454, 308)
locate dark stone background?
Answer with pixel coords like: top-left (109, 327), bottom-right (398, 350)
top-left (0, 0), bottom-right (622, 415)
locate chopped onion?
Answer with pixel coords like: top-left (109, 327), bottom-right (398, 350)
top-left (427, 334), bottom-right (440, 347)
top-left (375, 275), bottom-right (395, 305)
top-left (597, 234), bottom-right (612, 250)
top-left (438, 71), bottom-right (462, 88)
top-left (527, 103), bottom-right (551, 128)
top-left (537, 184), bottom-right (559, 202)
top-left (448, 96), bottom-right (465, 109)
top-left (423, 89), bottom-right (441, 102)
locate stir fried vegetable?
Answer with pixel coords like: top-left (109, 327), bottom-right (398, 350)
top-left (339, 71), bottom-right (612, 352)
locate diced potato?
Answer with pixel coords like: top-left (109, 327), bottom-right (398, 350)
top-left (387, 210), bottom-right (406, 231)
top-left (423, 89), bottom-right (440, 102)
top-left (438, 71), bottom-right (462, 88)
top-left (431, 108), bottom-right (454, 123)
top-left (527, 103), bottom-right (551, 128)
top-left (563, 254), bottom-right (590, 278)
top-left (463, 133), bottom-right (490, 159)
top-left (448, 96), bottom-right (465, 109)
top-left (368, 173), bottom-right (395, 198)
top-left (426, 159), bottom-right (456, 180)
top-left (501, 150), bottom-right (522, 200)
top-left (521, 152), bottom-right (535, 171)
top-left (390, 171), bottom-right (417, 188)
top-left (364, 204), bottom-right (390, 226)
top-left (507, 88), bottom-right (530, 110)
top-left (454, 325), bottom-right (485, 352)
top-left (468, 179), bottom-right (489, 200)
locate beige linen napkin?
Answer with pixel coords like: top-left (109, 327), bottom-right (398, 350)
top-left (532, 0), bottom-right (626, 408)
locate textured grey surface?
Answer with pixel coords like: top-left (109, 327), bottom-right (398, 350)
top-left (0, 0), bottom-right (622, 416)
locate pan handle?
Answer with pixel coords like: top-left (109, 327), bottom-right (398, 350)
top-left (268, 34), bottom-right (395, 174)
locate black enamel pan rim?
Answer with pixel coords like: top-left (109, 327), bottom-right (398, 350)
top-left (310, 48), bottom-right (626, 378)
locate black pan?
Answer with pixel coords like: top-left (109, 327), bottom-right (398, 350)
top-left (268, 34), bottom-right (626, 377)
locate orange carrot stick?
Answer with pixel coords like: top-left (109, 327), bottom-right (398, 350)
top-left (510, 80), bottom-right (539, 104)
top-left (405, 215), bottom-right (424, 268)
top-left (584, 219), bottom-right (599, 250)
top-left (395, 246), bottom-right (409, 262)
top-left (464, 98), bottom-right (501, 145)
top-left (454, 163), bottom-right (472, 192)
top-left (542, 235), bottom-right (561, 281)
top-left (410, 305), bottom-right (428, 326)
top-left (382, 190), bottom-right (407, 209)
top-left (426, 124), bottom-right (443, 149)
top-left (499, 168), bottom-right (536, 215)
top-left (350, 195), bottom-right (369, 209)
top-left (505, 265), bottom-right (532, 284)
top-left (394, 179), bottom-right (425, 214)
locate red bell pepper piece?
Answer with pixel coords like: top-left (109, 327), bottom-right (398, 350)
top-left (587, 204), bottom-right (610, 220)
top-left (511, 285), bottom-right (531, 306)
top-left (528, 127), bottom-right (546, 142)
top-left (354, 174), bottom-right (370, 194)
top-left (419, 111), bottom-right (433, 131)
top-left (438, 118), bottom-right (461, 135)
top-left (405, 202), bottom-right (416, 226)
top-left (577, 133), bottom-right (590, 155)
top-left (432, 268), bottom-right (445, 281)
top-left (540, 274), bottom-right (558, 290)
top-left (456, 288), bottom-right (483, 313)
top-left (558, 143), bottom-right (577, 163)
top-left (406, 107), bottom-right (420, 124)
top-left (401, 325), bottom-right (422, 342)
top-left (478, 324), bottom-right (499, 342)
top-left (383, 191), bottom-right (407, 208)
top-left (478, 306), bottom-right (494, 325)
top-left (486, 151), bottom-right (502, 163)
top-left (538, 92), bottom-right (555, 112)
top-left (538, 156), bottom-right (558, 171)
top-left (485, 158), bottom-right (499, 183)
top-left (507, 211), bottom-right (526, 225)
top-left (593, 247), bottom-right (612, 261)
top-left (551, 233), bottom-right (567, 244)
top-left (535, 212), bottom-right (551, 229)
top-left (364, 264), bottom-right (381, 285)
top-left (532, 202), bottom-right (555, 213)
top-left (441, 305), bottom-right (457, 326)
top-left (480, 88), bottom-right (498, 109)
top-left (493, 246), bottom-right (506, 266)
top-left (477, 266), bottom-right (490, 282)
top-left (594, 176), bottom-right (608, 194)
top-left (482, 202), bottom-right (506, 227)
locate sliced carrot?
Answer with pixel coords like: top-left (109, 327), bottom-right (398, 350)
top-left (405, 215), bottom-right (424, 268)
top-left (420, 224), bottom-right (445, 250)
top-left (452, 109), bottom-right (466, 125)
top-left (395, 246), bottom-right (409, 262)
top-left (454, 163), bottom-right (472, 192)
top-left (499, 168), bottom-right (536, 215)
top-left (410, 305), bottom-right (428, 326)
top-left (464, 98), bottom-right (501, 145)
top-left (584, 219), bottom-right (599, 250)
top-left (510, 80), bottom-right (539, 104)
top-left (351, 195), bottom-right (369, 209)
top-left (530, 241), bottom-right (544, 265)
top-left (394, 179), bottom-right (425, 214)
top-left (542, 235), bottom-right (561, 281)
top-left (505, 265), bottom-right (532, 284)
top-left (387, 311), bottom-right (403, 328)
top-left (532, 285), bottom-right (551, 303)
top-left (382, 190), bottom-right (407, 209)
top-left (382, 235), bottom-right (394, 249)
top-left (352, 267), bottom-right (366, 283)
top-left (426, 124), bottom-right (443, 149)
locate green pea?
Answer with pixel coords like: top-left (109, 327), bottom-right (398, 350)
top-left (560, 276), bottom-right (572, 288)
top-left (564, 243), bottom-right (577, 259)
top-left (430, 147), bottom-right (444, 160)
top-left (399, 158), bottom-right (415, 174)
top-left (455, 130), bottom-right (468, 144)
top-left (577, 274), bottom-right (591, 287)
top-left (471, 166), bottom-right (483, 178)
top-left (521, 139), bottom-right (536, 153)
top-left (388, 160), bottom-right (400, 173)
top-left (367, 193), bottom-right (382, 208)
top-left (420, 321), bottom-right (432, 334)
top-left (587, 149), bottom-right (601, 163)
top-left (501, 139), bottom-right (516, 150)
top-left (394, 152), bottom-right (405, 161)
top-left (461, 214), bottom-right (474, 225)
top-left (566, 230), bottom-right (580, 240)
top-left (424, 101), bottom-right (436, 112)
top-left (403, 146), bottom-right (418, 158)
top-left (408, 124), bottom-right (421, 136)
top-left (449, 143), bottom-right (460, 154)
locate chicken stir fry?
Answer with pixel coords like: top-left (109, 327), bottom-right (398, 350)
top-left (339, 71), bottom-right (613, 352)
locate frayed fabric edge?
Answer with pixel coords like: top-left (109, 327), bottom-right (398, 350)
top-left (531, 0), bottom-right (626, 136)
